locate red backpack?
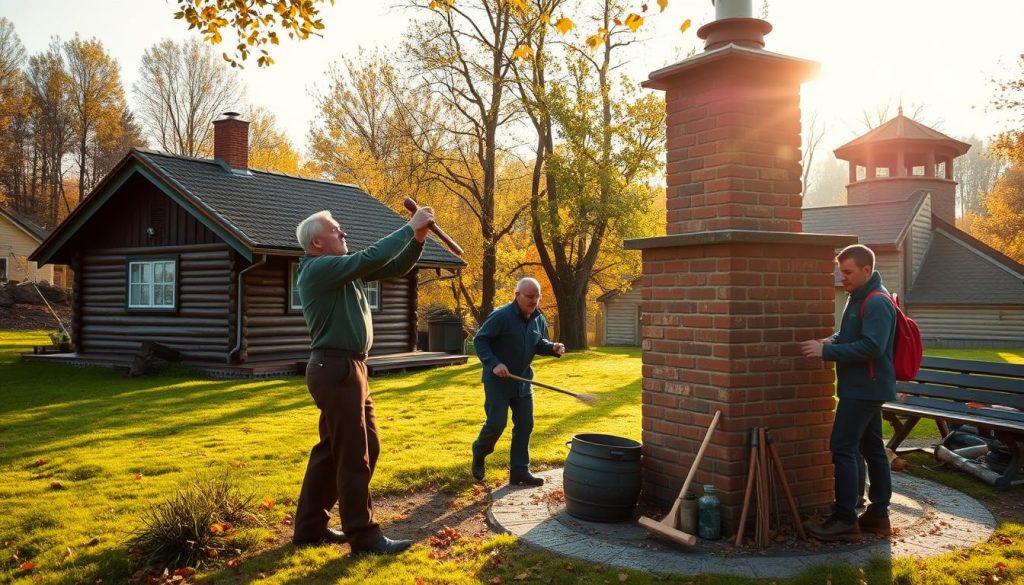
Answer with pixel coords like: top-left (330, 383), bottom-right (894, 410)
top-left (860, 290), bottom-right (923, 382)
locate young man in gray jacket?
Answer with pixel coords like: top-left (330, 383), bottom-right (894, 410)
top-left (800, 244), bottom-right (897, 541)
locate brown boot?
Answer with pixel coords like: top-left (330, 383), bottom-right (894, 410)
top-left (858, 512), bottom-right (892, 536)
top-left (807, 515), bottom-right (861, 542)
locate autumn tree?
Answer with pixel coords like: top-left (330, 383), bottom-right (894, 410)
top-left (64, 36), bottom-right (131, 200)
top-left (23, 41), bottom-right (74, 225)
top-left (246, 105), bottom-right (302, 174)
top-left (953, 135), bottom-right (1006, 219)
top-left (510, 0), bottom-right (664, 349)
top-left (402, 0), bottom-right (528, 326)
top-left (969, 164), bottom-right (1024, 263)
top-left (307, 50), bottom-right (431, 208)
top-left (134, 37), bottom-right (245, 157)
top-left (0, 17), bottom-right (28, 209)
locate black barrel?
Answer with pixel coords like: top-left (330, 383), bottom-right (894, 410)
top-left (563, 434), bottom-right (642, 522)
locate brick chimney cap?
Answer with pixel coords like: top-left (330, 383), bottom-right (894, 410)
top-left (216, 111), bottom-right (244, 122)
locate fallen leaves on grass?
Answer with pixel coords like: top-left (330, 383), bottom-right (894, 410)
top-left (261, 498), bottom-right (275, 510)
top-left (19, 561), bottom-right (34, 571)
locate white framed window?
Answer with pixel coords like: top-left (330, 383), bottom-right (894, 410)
top-left (365, 280), bottom-right (380, 312)
top-left (128, 259), bottom-right (176, 309)
top-left (289, 262), bottom-right (302, 310)
top-left (0, 257), bottom-right (7, 281)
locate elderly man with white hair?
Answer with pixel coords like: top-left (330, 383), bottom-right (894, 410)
top-left (471, 277), bottom-right (566, 486)
top-left (291, 206), bottom-right (433, 555)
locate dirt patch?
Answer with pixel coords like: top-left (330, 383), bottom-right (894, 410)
top-left (0, 303), bottom-right (71, 331)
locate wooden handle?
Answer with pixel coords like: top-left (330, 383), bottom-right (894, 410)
top-left (403, 197), bottom-right (464, 256)
top-left (667, 410), bottom-right (721, 526)
top-left (506, 373), bottom-right (577, 398)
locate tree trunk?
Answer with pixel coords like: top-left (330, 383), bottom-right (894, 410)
top-left (553, 282), bottom-right (588, 350)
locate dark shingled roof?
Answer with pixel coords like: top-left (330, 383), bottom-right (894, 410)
top-left (135, 150), bottom-right (463, 267)
top-left (0, 206), bottom-right (49, 241)
top-left (906, 225), bottom-right (1024, 305)
top-left (802, 191), bottom-right (927, 248)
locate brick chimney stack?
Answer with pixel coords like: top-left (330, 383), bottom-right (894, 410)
top-left (213, 111), bottom-right (249, 170)
top-left (626, 0), bottom-right (857, 532)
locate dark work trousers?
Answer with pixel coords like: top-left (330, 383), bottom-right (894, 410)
top-left (294, 351), bottom-right (383, 550)
top-left (830, 398), bottom-right (892, 523)
top-left (471, 382), bottom-right (534, 474)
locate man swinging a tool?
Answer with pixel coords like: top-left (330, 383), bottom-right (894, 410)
top-left (471, 277), bottom-right (565, 486)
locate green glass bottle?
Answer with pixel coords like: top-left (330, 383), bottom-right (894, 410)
top-left (697, 484), bottom-right (721, 540)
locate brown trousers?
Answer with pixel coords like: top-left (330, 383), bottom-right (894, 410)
top-left (294, 352), bottom-right (383, 549)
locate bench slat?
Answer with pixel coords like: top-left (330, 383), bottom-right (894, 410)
top-left (897, 381), bottom-right (1024, 410)
top-left (886, 397), bottom-right (1024, 428)
top-left (920, 356), bottom-right (1024, 378)
top-left (913, 369), bottom-right (1024, 395)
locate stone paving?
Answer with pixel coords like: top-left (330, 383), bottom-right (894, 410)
top-left (487, 468), bottom-right (996, 579)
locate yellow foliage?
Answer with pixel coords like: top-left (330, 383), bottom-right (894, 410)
top-left (657, 0), bottom-right (668, 12)
top-left (968, 164), bottom-right (1024, 263)
top-left (504, 0), bottom-right (528, 12)
top-left (680, 18), bottom-right (692, 34)
top-left (512, 45), bottom-right (535, 60)
top-left (554, 17), bottom-right (575, 34)
top-left (585, 34), bottom-right (604, 50)
top-left (624, 13), bottom-right (644, 32)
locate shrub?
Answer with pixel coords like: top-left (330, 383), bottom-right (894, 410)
top-left (127, 476), bottom-right (264, 570)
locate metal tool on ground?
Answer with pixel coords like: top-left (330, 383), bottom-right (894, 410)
top-left (505, 373), bottom-right (599, 405)
top-left (639, 410), bottom-right (722, 547)
top-left (735, 426), bottom-right (806, 547)
top-left (403, 197), bottom-right (464, 256)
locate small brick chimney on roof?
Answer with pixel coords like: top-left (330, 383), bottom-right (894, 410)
top-left (213, 111), bottom-right (249, 170)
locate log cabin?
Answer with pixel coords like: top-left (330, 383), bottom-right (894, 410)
top-left (27, 112), bottom-right (466, 376)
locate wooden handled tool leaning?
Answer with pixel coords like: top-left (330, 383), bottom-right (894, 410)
top-left (639, 410), bottom-right (722, 547)
top-left (403, 197), bottom-right (464, 256)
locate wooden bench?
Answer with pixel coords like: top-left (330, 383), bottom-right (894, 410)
top-left (883, 356), bottom-right (1024, 489)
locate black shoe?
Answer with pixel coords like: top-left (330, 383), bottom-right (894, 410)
top-left (292, 528), bottom-right (347, 546)
top-left (509, 471), bottom-right (544, 487)
top-left (807, 515), bottom-right (860, 542)
top-left (353, 536), bottom-right (413, 556)
top-left (858, 512), bottom-right (892, 536)
top-left (472, 454), bottom-right (485, 481)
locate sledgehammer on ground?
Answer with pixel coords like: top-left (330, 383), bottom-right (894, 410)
top-left (638, 410), bottom-right (721, 547)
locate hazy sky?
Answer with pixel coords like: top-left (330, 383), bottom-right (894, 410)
top-left (5, 0), bottom-right (1024, 156)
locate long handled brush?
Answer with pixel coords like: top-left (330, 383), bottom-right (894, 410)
top-left (505, 374), bottom-right (599, 405)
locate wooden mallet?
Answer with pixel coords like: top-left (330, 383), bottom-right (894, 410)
top-left (639, 410), bottom-right (722, 547)
top-left (403, 197), bottom-right (464, 256)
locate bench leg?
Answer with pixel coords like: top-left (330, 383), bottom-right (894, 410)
top-left (992, 432), bottom-right (1023, 491)
top-left (885, 414), bottom-right (920, 451)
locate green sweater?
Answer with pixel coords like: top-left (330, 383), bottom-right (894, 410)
top-left (297, 224), bottom-right (423, 352)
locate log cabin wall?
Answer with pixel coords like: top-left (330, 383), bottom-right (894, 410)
top-left (241, 255), bottom-right (418, 363)
top-left (67, 175), bottom-right (232, 361)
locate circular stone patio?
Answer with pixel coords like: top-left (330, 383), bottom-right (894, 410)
top-left (487, 468), bottom-right (996, 579)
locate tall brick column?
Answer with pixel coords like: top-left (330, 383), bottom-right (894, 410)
top-left (626, 12), bottom-right (857, 532)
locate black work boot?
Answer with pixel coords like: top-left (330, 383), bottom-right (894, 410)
top-left (509, 471), bottom-right (544, 487)
top-left (471, 454), bottom-right (485, 481)
top-left (858, 511), bottom-right (892, 536)
top-left (807, 514), bottom-right (861, 542)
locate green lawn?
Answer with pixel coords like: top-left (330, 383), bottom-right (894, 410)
top-left (1, 330), bottom-right (1021, 584)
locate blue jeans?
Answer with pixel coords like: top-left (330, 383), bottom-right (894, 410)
top-left (831, 398), bottom-right (891, 523)
top-left (472, 382), bottom-right (534, 473)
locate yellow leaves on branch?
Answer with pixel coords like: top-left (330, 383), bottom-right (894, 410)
top-left (428, 0), bottom-right (455, 10)
top-left (504, 0), bottom-right (529, 12)
top-left (657, 0), bottom-right (668, 12)
top-left (174, 0), bottom-right (330, 67)
top-left (680, 18), bottom-right (691, 34)
top-left (512, 45), bottom-right (535, 60)
top-left (554, 17), bottom-right (575, 34)
top-left (585, 34), bottom-right (604, 50)
top-left (624, 13), bottom-right (644, 32)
